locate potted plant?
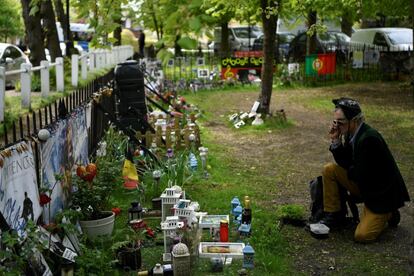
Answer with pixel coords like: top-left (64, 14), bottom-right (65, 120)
top-left (111, 226), bottom-right (144, 271)
top-left (71, 158), bottom-right (121, 238)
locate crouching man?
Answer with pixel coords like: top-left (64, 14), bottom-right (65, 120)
top-left (320, 97), bottom-right (410, 242)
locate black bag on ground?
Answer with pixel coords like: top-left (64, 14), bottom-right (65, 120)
top-left (308, 176), bottom-right (359, 224)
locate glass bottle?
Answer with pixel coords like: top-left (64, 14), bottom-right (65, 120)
top-left (242, 199), bottom-right (252, 225)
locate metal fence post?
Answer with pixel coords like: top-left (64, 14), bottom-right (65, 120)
top-left (81, 54), bottom-right (87, 80)
top-left (21, 63), bottom-right (32, 109)
top-left (71, 54), bottom-right (79, 87)
top-left (40, 60), bottom-right (50, 98)
top-left (0, 67), bottom-right (5, 122)
top-left (56, 57), bottom-right (64, 92)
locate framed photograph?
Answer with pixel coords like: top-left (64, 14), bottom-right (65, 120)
top-left (197, 69), bottom-right (209, 79)
top-left (196, 57), bottom-right (205, 66)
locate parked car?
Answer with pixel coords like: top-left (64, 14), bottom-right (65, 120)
top-left (350, 28), bottom-right (413, 73)
top-left (252, 32), bottom-right (295, 61)
top-left (350, 28), bottom-right (413, 51)
top-left (287, 31), bottom-right (350, 63)
top-left (214, 26), bottom-right (263, 52)
top-left (0, 43), bottom-right (30, 87)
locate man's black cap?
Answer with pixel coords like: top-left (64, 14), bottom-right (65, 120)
top-left (332, 97), bottom-right (362, 120)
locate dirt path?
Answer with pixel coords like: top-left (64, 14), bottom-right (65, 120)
top-left (199, 83), bottom-right (414, 275)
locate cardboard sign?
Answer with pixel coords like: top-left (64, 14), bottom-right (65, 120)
top-left (0, 141), bottom-right (41, 236)
top-left (352, 51), bottom-right (364, 68)
top-left (197, 69), bottom-right (209, 79)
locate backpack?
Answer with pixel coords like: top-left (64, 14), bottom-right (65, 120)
top-left (309, 176), bottom-right (359, 223)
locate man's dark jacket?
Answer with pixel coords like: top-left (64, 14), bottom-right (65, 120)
top-left (330, 123), bottom-right (410, 213)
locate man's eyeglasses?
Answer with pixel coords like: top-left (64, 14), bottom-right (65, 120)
top-left (333, 118), bottom-right (348, 126)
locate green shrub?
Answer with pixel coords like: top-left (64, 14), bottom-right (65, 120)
top-left (275, 204), bottom-right (305, 220)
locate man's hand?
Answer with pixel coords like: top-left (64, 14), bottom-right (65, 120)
top-left (329, 123), bottom-right (341, 142)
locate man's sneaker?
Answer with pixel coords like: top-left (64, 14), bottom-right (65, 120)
top-left (388, 210), bottom-right (400, 228)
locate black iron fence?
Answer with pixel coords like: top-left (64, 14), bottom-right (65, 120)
top-left (158, 44), bottom-right (413, 87)
top-left (0, 69), bottom-right (115, 184)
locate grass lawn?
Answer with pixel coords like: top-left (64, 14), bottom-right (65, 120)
top-left (81, 81), bottom-right (413, 275)
top-left (180, 81), bottom-right (414, 275)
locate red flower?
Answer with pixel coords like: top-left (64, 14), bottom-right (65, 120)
top-left (145, 227), bottom-right (155, 238)
top-left (39, 193), bottom-right (51, 207)
top-left (111, 207), bottom-right (121, 216)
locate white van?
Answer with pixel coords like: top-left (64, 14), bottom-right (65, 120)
top-left (213, 26), bottom-right (263, 52)
top-left (351, 28), bottom-right (413, 51)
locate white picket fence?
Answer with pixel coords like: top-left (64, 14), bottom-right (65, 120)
top-left (0, 45), bottom-right (134, 122)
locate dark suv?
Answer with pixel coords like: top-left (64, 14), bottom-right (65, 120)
top-left (252, 32), bottom-right (295, 61)
top-left (287, 31), bottom-right (350, 63)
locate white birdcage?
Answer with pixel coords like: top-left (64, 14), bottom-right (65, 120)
top-left (173, 199), bottom-right (198, 228)
top-left (161, 187), bottom-right (183, 221)
top-left (161, 216), bottom-right (185, 262)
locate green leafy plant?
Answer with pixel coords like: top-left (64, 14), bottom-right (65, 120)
top-left (75, 242), bottom-right (117, 275)
top-left (71, 158), bottom-right (122, 220)
top-left (0, 221), bottom-right (48, 275)
top-left (110, 226), bottom-right (144, 253)
top-left (275, 204), bottom-right (306, 221)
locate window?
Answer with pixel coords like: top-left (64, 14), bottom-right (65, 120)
top-left (318, 33), bottom-right (337, 44)
top-left (386, 31), bottom-right (413, 45)
top-left (2, 47), bottom-right (12, 59)
top-left (373, 33), bottom-right (388, 47)
top-left (9, 47), bottom-right (22, 59)
top-left (233, 28), bottom-right (260, 39)
top-left (335, 33), bottom-right (351, 43)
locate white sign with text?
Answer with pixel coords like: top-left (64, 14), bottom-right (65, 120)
top-left (0, 141), bottom-right (41, 236)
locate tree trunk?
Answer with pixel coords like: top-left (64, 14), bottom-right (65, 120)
top-left (150, 1), bottom-right (160, 40)
top-left (259, 0), bottom-right (278, 115)
top-left (306, 10), bottom-right (317, 56)
top-left (21, 0), bottom-right (46, 66)
top-left (220, 21), bottom-right (230, 57)
top-left (174, 35), bottom-right (182, 56)
top-left (113, 14), bottom-right (122, 46)
top-left (341, 11), bottom-right (353, 37)
top-left (53, 0), bottom-right (74, 54)
top-left (41, 0), bottom-right (62, 62)
top-left (54, 0), bottom-right (68, 40)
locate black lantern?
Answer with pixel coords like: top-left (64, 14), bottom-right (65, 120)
top-left (128, 202), bottom-right (143, 222)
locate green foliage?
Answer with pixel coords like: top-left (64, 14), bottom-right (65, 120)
top-left (177, 36), bottom-right (198, 50)
top-left (31, 72), bottom-right (42, 92)
top-left (73, 0), bottom-right (128, 47)
top-left (71, 158), bottom-right (122, 220)
top-left (0, 0), bottom-right (23, 42)
top-left (75, 241), bottom-right (117, 275)
top-left (0, 221), bottom-right (48, 275)
top-left (275, 204), bottom-right (306, 220)
top-left (70, 127), bottom-right (124, 220)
